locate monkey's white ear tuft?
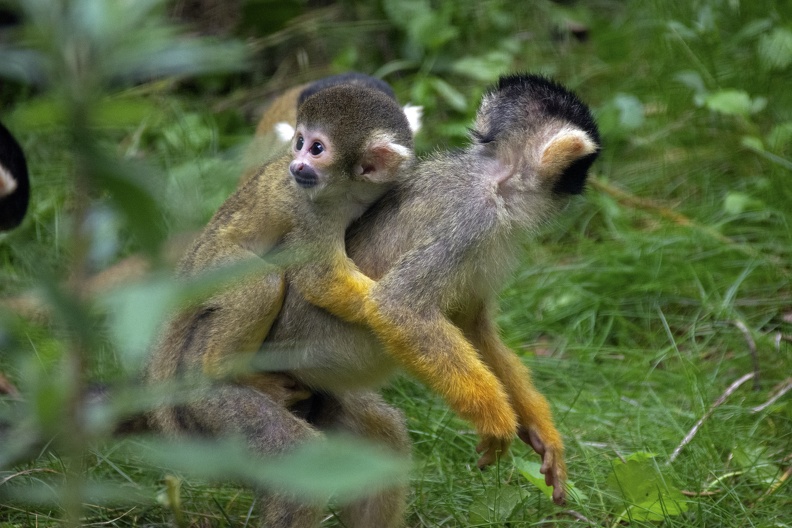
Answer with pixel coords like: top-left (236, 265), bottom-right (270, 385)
top-left (273, 122), bottom-right (296, 142)
top-left (357, 135), bottom-right (413, 184)
top-left (538, 127), bottom-right (598, 178)
top-left (403, 104), bottom-right (423, 134)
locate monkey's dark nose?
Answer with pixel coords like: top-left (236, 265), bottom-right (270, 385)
top-left (289, 161), bottom-right (319, 188)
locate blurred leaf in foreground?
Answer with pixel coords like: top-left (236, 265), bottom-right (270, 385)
top-left (758, 27), bottom-right (792, 71)
top-left (128, 434), bottom-right (409, 502)
top-left (704, 89), bottom-right (766, 117)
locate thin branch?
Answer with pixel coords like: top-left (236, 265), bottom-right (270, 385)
top-left (733, 320), bottom-right (760, 390)
top-left (559, 510), bottom-right (596, 524)
top-left (680, 489), bottom-right (722, 497)
top-left (752, 378), bottom-right (792, 413)
top-left (669, 372), bottom-right (755, 464)
top-left (0, 467), bottom-right (57, 486)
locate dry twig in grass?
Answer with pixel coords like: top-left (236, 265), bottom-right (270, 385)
top-left (752, 378), bottom-right (792, 414)
top-left (733, 320), bottom-right (761, 390)
top-left (668, 372), bottom-right (756, 464)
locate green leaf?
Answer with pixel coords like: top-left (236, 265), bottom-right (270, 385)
top-left (606, 452), bottom-right (688, 521)
top-left (430, 78), bottom-right (468, 112)
top-left (674, 70), bottom-right (706, 94)
top-left (731, 446), bottom-right (780, 484)
top-left (469, 485), bottom-right (522, 524)
top-left (666, 20), bottom-right (697, 40)
top-left (734, 18), bottom-right (774, 43)
top-left (451, 51), bottom-right (513, 82)
top-left (100, 275), bottom-right (180, 368)
top-left (704, 89), bottom-right (761, 117)
top-left (515, 457), bottom-right (588, 503)
top-left (723, 193), bottom-right (749, 215)
top-left (1, 479), bottom-right (152, 506)
top-left (129, 435), bottom-right (409, 502)
top-left (515, 458), bottom-right (553, 499)
top-left (613, 93), bottom-right (645, 130)
top-left (262, 435), bottom-right (410, 501)
top-left (382, 0), bottom-right (457, 51)
top-left (767, 122), bottom-right (792, 150)
top-left (758, 27), bottom-right (792, 71)
top-left (86, 152), bottom-right (168, 255)
top-left (741, 135), bottom-right (764, 152)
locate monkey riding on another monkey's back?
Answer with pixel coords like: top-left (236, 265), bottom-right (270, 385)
top-left (258, 73), bottom-right (600, 513)
top-left (146, 73), bottom-right (600, 528)
top-left (145, 81), bottom-right (417, 411)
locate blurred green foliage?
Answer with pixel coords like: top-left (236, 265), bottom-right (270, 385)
top-left (0, 0), bottom-right (790, 526)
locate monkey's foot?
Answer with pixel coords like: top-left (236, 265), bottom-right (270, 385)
top-left (518, 426), bottom-right (566, 505)
top-left (475, 435), bottom-right (512, 469)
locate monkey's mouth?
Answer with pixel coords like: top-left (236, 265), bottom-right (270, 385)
top-left (293, 173), bottom-right (318, 188)
top-left (289, 163), bottom-right (319, 188)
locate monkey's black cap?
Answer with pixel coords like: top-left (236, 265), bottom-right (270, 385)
top-left (297, 72), bottom-right (396, 106)
top-left (474, 73), bottom-right (601, 195)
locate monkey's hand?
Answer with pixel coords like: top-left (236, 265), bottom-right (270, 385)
top-left (518, 425), bottom-right (566, 505)
top-left (475, 434), bottom-right (512, 469)
top-left (294, 258), bottom-right (375, 325)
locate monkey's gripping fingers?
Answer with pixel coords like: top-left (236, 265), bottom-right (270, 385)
top-left (518, 425), bottom-right (567, 505)
top-left (294, 259), bottom-right (375, 325)
top-left (475, 434), bottom-right (512, 469)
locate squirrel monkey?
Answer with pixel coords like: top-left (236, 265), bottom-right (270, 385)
top-left (149, 74), bottom-right (600, 527)
top-left (258, 73), bottom-right (601, 511)
top-left (144, 82), bottom-right (415, 418)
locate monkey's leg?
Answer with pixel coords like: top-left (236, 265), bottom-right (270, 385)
top-left (294, 259), bottom-right (517, 464)
top-left (365, 302), bottom-right (518, 469)
top-left (197, 260), bottom-right (286, 385)
top-left (175, 384), bottom-right (326, 528)
top-left (202, 273), bottom-right (314, 407)
top-left (467, 305), bottom-right (566, 505)
top-left (312, 391), bottom-right (410, 528)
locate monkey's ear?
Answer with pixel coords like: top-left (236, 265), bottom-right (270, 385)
top-left (403, 104), bottom-right (423, 134)
top-left (357, 136), bottom-right (413, 183)
top-left (273, 122), bottom-right (295, 142)
top-left (538, 127), bottom-right (599, 179)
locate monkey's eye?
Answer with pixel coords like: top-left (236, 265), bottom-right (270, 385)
top-left (295, 135), bottom-right (304, 151)
top-left (309, 142), bottom-right (324, 156)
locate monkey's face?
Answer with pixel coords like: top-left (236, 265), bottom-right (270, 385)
top-left (289, 125), bottom-right (335, 190)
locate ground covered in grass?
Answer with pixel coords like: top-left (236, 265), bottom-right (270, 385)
top-left (1, 0), bottom-right (790, 526)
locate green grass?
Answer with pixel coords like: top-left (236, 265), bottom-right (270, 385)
top-left (1, 0), bottom-right (791, 526)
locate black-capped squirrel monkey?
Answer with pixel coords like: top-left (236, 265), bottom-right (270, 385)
top-left (147, 74), bottom-right (600, 526)
top-left (260, 74), bottom-right (600, 506)
top-left (144, 82), bottom-right (415, 409)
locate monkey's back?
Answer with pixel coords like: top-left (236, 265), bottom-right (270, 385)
top-left (259, 152), bottom-right (516, 391)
